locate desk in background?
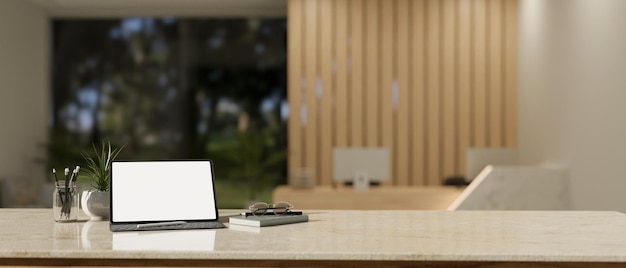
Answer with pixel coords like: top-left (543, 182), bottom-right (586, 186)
top-left (273, 185), bottom-right (464, 210)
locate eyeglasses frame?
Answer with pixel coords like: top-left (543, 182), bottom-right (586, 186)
top-left (248, 201), bottom-right (294, 216)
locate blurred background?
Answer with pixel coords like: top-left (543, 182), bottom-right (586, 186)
top-left (3, 0), bottom-right (626, 212)
top-left (49, 18), bottom-right (287, 208)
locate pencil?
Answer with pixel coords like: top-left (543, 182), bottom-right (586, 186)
top-left (52, 168), bottom-right (60, 187)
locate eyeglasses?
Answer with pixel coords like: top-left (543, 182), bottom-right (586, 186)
top-left (248, 201), bottom-right (294, 216)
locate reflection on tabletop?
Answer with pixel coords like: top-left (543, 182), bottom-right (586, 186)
top-left (112, 230), bottom-right (216, 251)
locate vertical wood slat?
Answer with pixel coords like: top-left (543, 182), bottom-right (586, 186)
top-left (396, 0), bottom-right (409, 186)
top-left (457, 0), bottom-right (472, 179)
top-left (411, 0), bottom-right (426, 186)
top-left (381, 0), bottom-right (394, 185)
top-left (287, 0), bottom-right (303, 186)
top-left (489, 0), bottom-right (502, 147)
top-left (350, 0), bottom-right (364, 147)
top-left (287, 0), bottom-right (517, 187)
top-left (472, 0), bottom-right (487, 148)
top-left (335, 0), bottom-right (348, 149)
top-left (304, 0), bottom-right (319, 183)
top-left (365, 0), bottom-right (379, 148)
top-left (426, 0), bottom-right (441, 186)
top-left (319, 0), bottom-right (333, 186)
top-left (442, 0), bottom-right (456, 179)
top-left (504, 0), bottom-right (517, 147)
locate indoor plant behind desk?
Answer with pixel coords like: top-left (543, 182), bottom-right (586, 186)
top-left (79, 142), bottom-right (124, 221)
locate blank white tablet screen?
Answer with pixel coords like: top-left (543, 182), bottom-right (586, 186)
top-left (111, 161), bottom-right (217, 222)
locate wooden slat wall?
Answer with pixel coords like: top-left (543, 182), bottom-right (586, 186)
top-left (425, 0), bottom-right (441, 186)
top-left (288, 0), bottom-right (518, 187)
top-left (350, 0), bottom-right (364, 148)
top-left (365, 0), bottom-right (379, 148)
top-left (411, 0), bottom-right (426, 186)
top-left (473, 0), bottom-right (487, 148)
top-left (504, 0), bottom-right (517, 147)
top-left (304, 0), bottom-right (318, 184)
top-left (381, 0), bottom-right (394, 185)
top-left (457, 0), bottom-right (471, 180)
top-left (319, 0), bottom-right (333, 186)
top-left (442, 0), bottom-right (456, 183)
top-left (396, 0), bottom-right (409, 186)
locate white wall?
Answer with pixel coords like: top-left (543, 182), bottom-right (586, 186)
top-left (0, 0), bottom-right (48, 205)
top-left (518, 0), bottom-right (626, 212)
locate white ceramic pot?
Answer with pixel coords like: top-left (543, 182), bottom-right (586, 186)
top-left (81, 190), bottom-right (110, 220)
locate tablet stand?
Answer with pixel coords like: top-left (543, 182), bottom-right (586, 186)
top-left (353, 171), bottom-right (370, 192)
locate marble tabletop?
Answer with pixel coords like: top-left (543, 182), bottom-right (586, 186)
top-left (1, 209), bottom-right (626, 265)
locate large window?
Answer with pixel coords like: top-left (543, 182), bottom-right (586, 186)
top-left (51, 18), bottom-right (287, 208)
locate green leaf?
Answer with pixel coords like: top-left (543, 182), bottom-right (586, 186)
top-left (79, 141), bottom-right (125, 191)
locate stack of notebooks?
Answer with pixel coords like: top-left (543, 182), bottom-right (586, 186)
top-left (228, 212), bottom-right (308, 227)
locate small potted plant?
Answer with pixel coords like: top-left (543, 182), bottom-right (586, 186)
top-left (79, 141), bottom-right (124, 220)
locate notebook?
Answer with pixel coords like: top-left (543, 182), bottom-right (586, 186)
top-left (229, 214), bottom-right (309, 227)
top-left (109, 160), bottom-right (226, 232)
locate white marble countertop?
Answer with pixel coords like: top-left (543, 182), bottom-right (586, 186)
top-left (1, 209), bottom-right (626, 265)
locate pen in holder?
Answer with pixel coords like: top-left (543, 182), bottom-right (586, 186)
top-left (52, 167), bottom-right (79, 222)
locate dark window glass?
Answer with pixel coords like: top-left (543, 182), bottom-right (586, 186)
top-left (51, 18), bottom-right (287, 208)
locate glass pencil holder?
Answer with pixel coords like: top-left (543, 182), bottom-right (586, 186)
top-left (53, 183), bottom-right (79, 222)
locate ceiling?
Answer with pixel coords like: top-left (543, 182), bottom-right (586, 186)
top-left (23, 0), bottom-right (287, 18)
